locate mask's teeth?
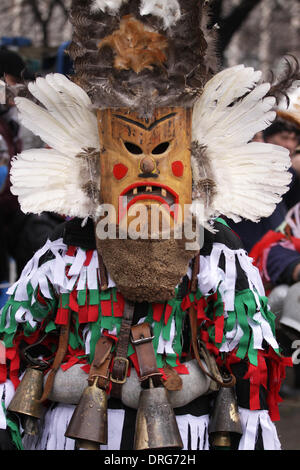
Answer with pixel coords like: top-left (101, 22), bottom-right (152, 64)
top-left (161, 188), bottom-right (167, 197)
top-left (133, 187), bottom-right (138, 195)
top-left (146, 186), bottom-right (152, 192)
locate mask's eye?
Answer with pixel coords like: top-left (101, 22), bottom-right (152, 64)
top-left (124, 142), bottom-right (143, 155)
top-left (152, 142), bottom-right (170, 155)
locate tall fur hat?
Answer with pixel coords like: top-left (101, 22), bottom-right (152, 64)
top-left (68, 0), bottom-right (218, 114)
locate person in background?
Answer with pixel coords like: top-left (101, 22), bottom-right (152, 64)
top-left (250, 202), bottom-right (300, 398)
top-left (0, 48), bottom-right (63, 307)
top-left (226, 114), bottom-right (300, 253)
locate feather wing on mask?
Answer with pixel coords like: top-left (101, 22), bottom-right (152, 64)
top-left (191, 65), bottom-right (292, 224)
top-left (10, 73), bottom-right (99, 218)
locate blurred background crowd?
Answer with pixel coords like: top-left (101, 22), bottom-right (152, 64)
top-left (0, 0), bottom-right (300, 447)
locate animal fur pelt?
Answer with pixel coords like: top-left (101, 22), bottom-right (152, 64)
top-left (96, 232), bottom-right (198, 302)
top-left (68, 0), bottom-right (218, 115)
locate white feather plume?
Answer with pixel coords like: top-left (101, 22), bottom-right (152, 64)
top-left (90, 0), bottom-right (129, 13)
top-left (139, 0), bottom-right (181, 29)
top-left (11, 73), bottom-right (99, 218)
top-left (90, 0), bottom-right (181, 28)
top-left (191, 65), bottom-right (292, 223)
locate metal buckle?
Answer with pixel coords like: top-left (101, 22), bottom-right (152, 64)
top-left (110, 357), bottom-right (129, 384)
top-left (131, 326), bottom-right (155, 346)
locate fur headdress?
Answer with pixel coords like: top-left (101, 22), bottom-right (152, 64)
top-left (68, 0), bottom-right (218, 113)
top-left (10, 0), bottom-right (293, 225)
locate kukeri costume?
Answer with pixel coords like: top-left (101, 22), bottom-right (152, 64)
top-left (0, 0), bottom-right (294, 451)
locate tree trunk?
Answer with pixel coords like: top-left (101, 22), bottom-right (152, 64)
top-left (258, 0), bottom-right (272, 76)
top-left (218, 0), bottom-right (263, 59)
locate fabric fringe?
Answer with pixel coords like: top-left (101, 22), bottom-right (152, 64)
top-left (238, 407), bottom-right (281, 450)
top-left (21, 405), bottom-right (281, 450)
top-left (23, 403), bottom-right (125, 450)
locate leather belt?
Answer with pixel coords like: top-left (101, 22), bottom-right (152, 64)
top-left (110, 300), bottom-right (135, 398)
top-left (88, 336), bottom-right (114, 390)
top-left (39, 310), bottom-right (71, 403)
top-left (131, 322), bottom-right (161, 387)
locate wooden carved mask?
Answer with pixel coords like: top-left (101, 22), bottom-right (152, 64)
top-left (97, 107), bottom-right (193, 236)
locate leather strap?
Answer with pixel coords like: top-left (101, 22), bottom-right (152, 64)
top-left (131, 322), bottom-right (161, 386)
top-left (191, 254), bottom-right (200, 293)
top-left (88, 336), bottom-right (114, 390)
top-left (189, 305), bottom-right (236, 388)
top-left (39, 310), bottom-right (71, 403)
top-left (110, 300), bottom-right (135, 398)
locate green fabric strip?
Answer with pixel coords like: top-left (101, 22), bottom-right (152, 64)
top-left (77, 288), bottom-right (86, 307)
top-left (89, 289), bottom-right (100, 306)
top-left (234, 290), bottom-right (252, 360)
top-left (215, 217), bottom-right (231, 229)
top-left (1, 402), bottom-right (23, 450)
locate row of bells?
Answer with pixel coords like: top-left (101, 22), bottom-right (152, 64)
top-left (8, 368), bottom-right (243, 450)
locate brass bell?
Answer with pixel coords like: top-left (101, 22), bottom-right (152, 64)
top-left (65, 378), bottom-right (108, 450)
top-left (208, 382), bottom-right (243, 449)
top-left (134, 379), bottom-right (183, 450)
top-left (8, 368), bottom-right (45, 425)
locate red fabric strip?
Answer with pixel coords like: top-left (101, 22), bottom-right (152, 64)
top-left (66, 246), bottom-right (77, 257)
top-left (0, 364), bottom-right (7, 384)
top-left (152, 303), bottom-right (164, 322)
top-left (84, 250), bottom-right (93, 266)
top-left (78, 304), bottom-right (88, 324)
top-left (164, 304), bottom-right (173, 325)
top-left (88, 304), bottom-right (99, 322)
top-left (181, 296), bottom-right (192, 312)
top-left (81, 364), bottom-right (90, 374)
top-left (214, 315), bottom-right (224, 344)
top-left (61, 356), bottom-right (80, 371)
top-left (113, 292), bottom-right (125, 318)
top-left (101, 299), bottom-right (112, 317)
top-left (69, 289), bottom-right (79, 312)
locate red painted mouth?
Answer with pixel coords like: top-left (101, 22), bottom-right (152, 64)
top-left (118, 182), bottom-right (179, 221)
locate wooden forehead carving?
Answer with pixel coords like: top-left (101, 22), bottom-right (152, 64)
top-left (97, 15), bottom-right (168, 73)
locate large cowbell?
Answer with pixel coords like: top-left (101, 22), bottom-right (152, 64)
top-left (8, 367), bottom-right (45, 435)
top-left (208, 384), bottom-right (243, 448)
top-left (8, 368), bottom-right (45, 418)
top-left (65, 378), bottom-right (108, 450)
top-left (134, 381), bottom-right (183, 450)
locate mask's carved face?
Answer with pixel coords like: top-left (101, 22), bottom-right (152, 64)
top-left (97, 107), bottom-right (192, 235)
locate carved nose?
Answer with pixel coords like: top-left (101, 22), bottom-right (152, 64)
top-left (140, 156), bottom-right (156, 174)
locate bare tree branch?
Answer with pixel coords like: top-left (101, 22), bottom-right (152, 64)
top-left (22, 0), bottom-right (69, 47)
top-left (210, 0), bottom-right (263, 62)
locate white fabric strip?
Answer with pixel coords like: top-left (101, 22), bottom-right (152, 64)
top-left (68, 248), bottom-right (86, 277)
top-left (238, 407), bottom-right (281, 450)
top-left (100, 409), bottom-right (125, 450)
top-left (157, 317), bottom-right (176, 356)
top-left (220, 321), bottom-right (244, 353)
top-left (176, 414), bottom-right (209, 450)
top-left (23, 404), bottom-right (125, 450)
top-left (87, 252), bottom-right (99, 290)
top-left (0, 380), bottom-right (17, 430)
top-left (222, 245), bottom-right (237, 311)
